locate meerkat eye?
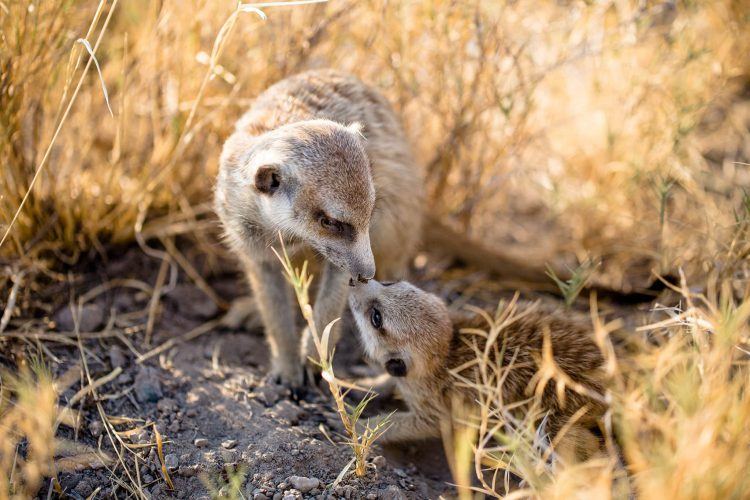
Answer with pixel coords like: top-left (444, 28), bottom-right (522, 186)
top-left (319, 214), bottom-right (344, 233)
top-left (370, 307), bottom-right (383, 329)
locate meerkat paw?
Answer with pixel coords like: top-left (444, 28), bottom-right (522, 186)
top-left (266, 358), bottom-right (307, 397)
top-left (221, 296), bottom-right (262, 330)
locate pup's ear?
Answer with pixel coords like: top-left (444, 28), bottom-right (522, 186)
top-left (254, 165), bottom-right (280, 195)
top-left (385, 358), bottom-right (408, 377)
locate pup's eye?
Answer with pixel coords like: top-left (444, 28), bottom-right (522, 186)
top-left (319, 215), bottom-right (343, 233)
top-left (370, 307), bottom-right (383, 329)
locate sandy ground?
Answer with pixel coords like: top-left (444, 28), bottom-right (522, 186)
top-left (13, 242), bottom-right (653, 499)
top-left (24, 247), bottom-right (483, 500)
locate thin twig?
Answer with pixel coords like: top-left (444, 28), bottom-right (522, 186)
top-left (136, 318), bottom-right (222, 364)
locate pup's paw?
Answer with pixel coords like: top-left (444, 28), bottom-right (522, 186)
top-left (221, 296), bottom-right (261, 330)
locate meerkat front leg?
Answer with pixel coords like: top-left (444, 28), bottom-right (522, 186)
top-left (242, 256), bottom-right (303, 387)
top-left (301, 261), bottom-right (349, 366)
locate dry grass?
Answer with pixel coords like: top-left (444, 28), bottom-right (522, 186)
top-left (275, 236), bottom-right (391, 480)
top-left (451, 276), bottom-right (750, 499)
top-left (1, 0), bottom-right (750, 498)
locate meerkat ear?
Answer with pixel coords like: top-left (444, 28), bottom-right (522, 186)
top-left (347, 121), bottom-right (365, 137)
top-left (254, 165), bottom-right (280, 195)
top-left (385, 358), bottom-right (407, 377)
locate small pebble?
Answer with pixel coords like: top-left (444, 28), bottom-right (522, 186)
top-left (221, 439), bottom-right (237, 449)
top-left (372, 455), bottom-right (386, 469)
top-left (157, 398), bottom-right (178, 413)
top-left (54, 303), bottom-right (104, 332)
top-left (194, 438), bottom-right (209, 448)
top-left (178, 465), bottom-right (197, 477)
top-left (220, 449), bottom-right (238, 463)
top-left (288, 476), bottom-right (319, 493)
top-left (108, 346), bottom-right (126, 369)
top-left (134, 366), bottom-right (163, 403)
top-left (88, 420), bottom-right (103, 438)
top-left (164, 453), bottom-right (178, 469)
top-left (379, 485), bottom-right (406, 500)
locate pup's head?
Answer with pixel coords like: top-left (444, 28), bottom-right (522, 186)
top-left (348, 280), bottom-right (453, 379)
top-left (218, 119), bottom-right (376, 280)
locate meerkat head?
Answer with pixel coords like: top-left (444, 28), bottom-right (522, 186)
top-left (218, 119), bottom-right (376, 281)
top-left (348, 280), bottom-right (453, 379)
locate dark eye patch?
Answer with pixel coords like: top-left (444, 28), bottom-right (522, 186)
top-left (370, 307), bottom-right (382, 329)
top-left (368, 300), bottom-right (386, 334)
top-left (316, 211), bottom-right (355, 240)
top-left (385, 358), bottom-right (407, 377)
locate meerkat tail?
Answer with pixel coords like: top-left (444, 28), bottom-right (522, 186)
top-left (422, 214), bottom-right (556, 286)
top-left (423, 215), bottom-right (662, 302)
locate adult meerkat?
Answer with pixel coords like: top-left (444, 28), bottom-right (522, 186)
top-left (215, 70), bottom-right (423, 387)
top-left (348, 279), bottom-right (608, 457)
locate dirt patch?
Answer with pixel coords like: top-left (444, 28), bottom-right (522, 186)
top-left (9, 248), bottom-right (478, 499)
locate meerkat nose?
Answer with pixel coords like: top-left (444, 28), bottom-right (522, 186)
top-left (349, 277), bottom-right (356, 287)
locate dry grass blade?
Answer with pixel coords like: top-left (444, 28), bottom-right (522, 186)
top-left (136, 318), bottom-right (223, 363)
top-left (153, 424), bottom-right (175, 491)
top-left (273, 233), bottom-right (390, 479)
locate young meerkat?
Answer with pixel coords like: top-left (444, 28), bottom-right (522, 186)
top-left (348, 279), bottom-right (608, 457)
top-left (215, 70), bottom-right (423, 387)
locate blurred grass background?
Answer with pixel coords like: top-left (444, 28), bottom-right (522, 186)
top-left (1, 0), bottom-right (750, 497)
top-left (2, 0), bottom-right (748, 289)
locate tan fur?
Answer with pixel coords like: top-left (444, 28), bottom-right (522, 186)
top-left (348, 280), bottom-right (607, 459)
top-left (215, 70), bottom-right (423, 386)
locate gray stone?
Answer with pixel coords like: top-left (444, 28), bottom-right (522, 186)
top-left (288, 476), bottom-right (319, 493)
top-left (167, 284), bottom-right (219, 319)
top-left (372, 455), bottom-right (386, 470)
top-left (164, 453), bottom-right (178, 469)
top-left (88, 420), bottom-right (103, 438)
top-left (108, 345), bottom-right (126, 369)
top-left (54, 303), bottom-right (104, 332)
top-left (221, 439), bottom-right (237, 449)
top-left (220, 449), bottom-right (238, 463)
top-left (134, 366), bottom-right (163, 403)
top-left (157, 397), bottom-right (178, 413)
top-left (178, 465), bottom-right (198, 477)
top-left (194, 438), bottom-right (209, 448)
top-left (379, 486), bottom-right (406, 500)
